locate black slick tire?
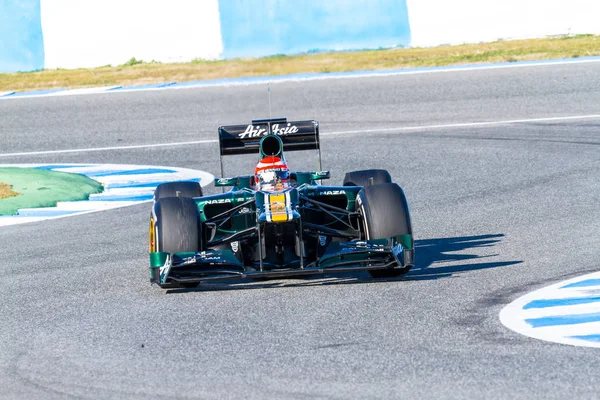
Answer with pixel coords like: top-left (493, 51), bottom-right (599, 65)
top-left (154, 181), bottom-right (203, 200)
top-left (343, 169), bottom-right (392, 187)
top-left (154, 197), bottom-right (201, 254)
top-left (357, 183), bottom-right (412, 278)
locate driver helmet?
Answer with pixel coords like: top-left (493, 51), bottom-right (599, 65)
top-left (254, 156), bottom-right (290, 191)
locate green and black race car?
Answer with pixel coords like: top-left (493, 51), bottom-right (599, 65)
top-left (149, 118), bottom-right (414, 289)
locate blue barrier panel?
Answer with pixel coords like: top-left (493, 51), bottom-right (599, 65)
top-left (219, 0), bottom-right (411, 59)
top-left (0, 0), bottom-right (44, 72)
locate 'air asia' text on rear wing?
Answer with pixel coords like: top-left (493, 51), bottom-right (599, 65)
top-left (218, 118), bottom-right (320, 156)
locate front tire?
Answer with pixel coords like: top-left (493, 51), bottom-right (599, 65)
top-left (154, 181), bottom-right (203, 200)
top-left (357, 183), bottom-right (413, 278)
top-left (153, 197), bottom-right (202, 254)
top-left (343, 169), bottom-right (392, 187)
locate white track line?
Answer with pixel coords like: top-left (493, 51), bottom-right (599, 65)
top-left (1, 113), bottom-right (600, 158)
top-left (0, 139), bottom-right (217, 157)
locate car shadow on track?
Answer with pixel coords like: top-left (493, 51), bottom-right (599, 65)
top-left (404, 233), bottom-right (522, 281)
top-left (165, 233), bottom-right (522, 293)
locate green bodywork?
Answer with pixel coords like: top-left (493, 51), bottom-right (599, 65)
top-left (149, 170), bottom-right (414, 285)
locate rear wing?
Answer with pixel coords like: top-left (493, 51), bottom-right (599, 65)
top-left (217, 118), bottom-right (321, 177)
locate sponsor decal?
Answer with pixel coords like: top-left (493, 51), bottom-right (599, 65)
top-left (181, 257), bottom-right (198, 265)
top-left (238, 123), bottom-right (299, 139)
top-left (237, 207), bottom-right (253, 215)
top-left (205, 198), bottom-right (232, 204)
top-left (270, 201), bottom-right (286, 212)
top-left (177, 251), bottom-right (223, 265)
top-left (321, 190), bottom-right (344, 196)
top-left (204, 198), bottom-right (246, 205)
top-left (392, 242), bottom-right (404, 255)
top-left (319, 235), bottom-right (327, 246)
top-left (160, 255), bottom-right (172, 281)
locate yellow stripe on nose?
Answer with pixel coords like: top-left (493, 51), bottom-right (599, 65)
top-left (269, 193), bottom-right (289, 222)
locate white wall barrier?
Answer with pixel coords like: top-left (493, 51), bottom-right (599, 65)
top-left (40, 0), bottom-right (223, 69)
top-left (1, 0), bottom-right (600, 73)
top-left (407, 0), bottom-right (600, 47)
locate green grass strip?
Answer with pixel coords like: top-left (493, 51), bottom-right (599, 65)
top-left (1, 34), bottom-right (599, 93)
top-left (0, 168), bottom-right (103, 216)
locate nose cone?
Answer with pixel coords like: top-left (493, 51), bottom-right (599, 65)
top-left (256, 188), bottom-right (299, 223)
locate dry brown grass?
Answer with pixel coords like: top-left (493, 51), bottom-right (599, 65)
top-left (0, 182), bottom-right (19, 200)
top-left (1, 34), bottom-right (599, 92)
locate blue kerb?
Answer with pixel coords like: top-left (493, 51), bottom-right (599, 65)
top-left (34, 165), bottom-right (92, 170)
top-left (570, 334), bottom-right (600, 343)
top-left (90, 194), bottom-right (154, 202)
top-left (8, 88), bottom-right (67, 97)
top-left (105, 177), bottom-right (202, 189)
top-left (523, 296), bottom-right (600, 309)
top-left (526, 312), bottom-right (600, 328)
top-left (113, 82), bottom-right (176, 91)
top-left (83, 168), bottom-right (177, 177)
top-left (17, 209), bottom-right (81, 217)
top-left (561, 279), bottom-right (600, 289)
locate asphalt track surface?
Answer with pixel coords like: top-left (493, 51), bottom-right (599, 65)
top-left (1, 62), bottom-right (599, 399)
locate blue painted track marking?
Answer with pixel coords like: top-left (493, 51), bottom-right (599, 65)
top-left (17, 209), bottom-right (81, 217)
top-left (7, 88), bottom-right (67, 97)
top-left (115, 82), bottom-right (176, 91)
top-left (570, 335), bottom-right (600, 343)
top-left (526, 312), bottom-right (600, 328)
top-left (561, 279), bottom-right (600, 289)
top-left (84, 168), bottom-right (178, 177)
top-left (90, 194), bottom-right (154, 202)
top-left (105, 177), bottom-right (202, 189)
top-left (500, 270), bottom-right (600, 348)
top-left (34, 165), bottom-right (92, 170)
top-left (524, 296), bottom-right (600, 309)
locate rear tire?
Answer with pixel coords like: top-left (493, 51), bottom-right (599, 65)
top-left (154, 181), bottom-right (203, 200)
top-left (343, 169), bottom-right (392, 187)
top-left (153, 197), bottom-right (201, 254)
top-left (357, 183), bottom-right (412, 278)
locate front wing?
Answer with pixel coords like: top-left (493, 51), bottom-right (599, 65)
top-left (150, 239), bottom-right (414, 287)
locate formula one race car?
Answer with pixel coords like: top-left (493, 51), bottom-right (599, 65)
top-left (149, 118), bottom-right (414, 288)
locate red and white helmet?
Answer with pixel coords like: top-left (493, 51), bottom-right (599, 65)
top-left (254, 156), bottom-right (290, 191)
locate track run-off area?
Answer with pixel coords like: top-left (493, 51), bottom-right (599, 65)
top-left (0, 60), bottom-right (599, 399)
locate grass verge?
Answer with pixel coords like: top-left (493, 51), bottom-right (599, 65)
top-left (0, 182), bottom-right (20, 200)
top-left (1, 34), bottom-right (599, 93)
top-left (0, 168), bottom-right (103, 215)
